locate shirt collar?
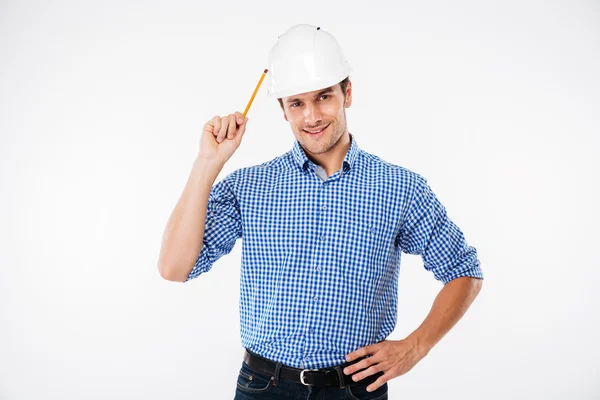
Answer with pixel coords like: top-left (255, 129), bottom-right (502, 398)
top-left (291, 132), bottom-right (359, 174)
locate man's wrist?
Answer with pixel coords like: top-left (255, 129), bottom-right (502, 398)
top-left (194, 156), bottom-right (225, 177)
top-left (406, 330), bottom-right (433, 358)
top-left (195, 155), bottom-right (225, 169)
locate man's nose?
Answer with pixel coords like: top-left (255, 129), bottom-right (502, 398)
top-left (303, 103), bottom-right (323, 126)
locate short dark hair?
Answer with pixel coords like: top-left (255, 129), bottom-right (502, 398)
top-left (277, 76), bottom-right (351, 109)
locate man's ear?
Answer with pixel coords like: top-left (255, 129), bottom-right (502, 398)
top-left (279, 99), bottom-right (288, 121)
top-left (344, 81), bottom-right (353, 108)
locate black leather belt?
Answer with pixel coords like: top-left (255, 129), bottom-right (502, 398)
top-left (243, 348), bottom-right (379, 388)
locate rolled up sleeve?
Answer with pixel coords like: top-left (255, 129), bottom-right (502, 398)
top-left (398, 174), bottom-right (483, 285)
top-left (185, 170), bottom-right (242, 282)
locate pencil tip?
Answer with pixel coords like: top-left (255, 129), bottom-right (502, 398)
top-left (264, 69), bottom-right (268, 73)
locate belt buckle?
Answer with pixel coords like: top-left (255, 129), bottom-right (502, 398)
top-left (299, 368), bottom-right (320, 386)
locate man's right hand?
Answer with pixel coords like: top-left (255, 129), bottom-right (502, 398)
top-left (199, 111), bottom-right (249, 165)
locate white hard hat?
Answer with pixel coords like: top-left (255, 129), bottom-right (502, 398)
top-left (266, 24), bottom-right (352, 99)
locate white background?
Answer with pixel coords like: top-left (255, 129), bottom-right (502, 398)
top-left (1, 0), bottom-right (599, 399)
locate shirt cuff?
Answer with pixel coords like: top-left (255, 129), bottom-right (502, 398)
top-left (441, 262), bottom-right (484, 285)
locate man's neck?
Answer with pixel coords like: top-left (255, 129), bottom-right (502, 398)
top-left (306, 132), bottom-right (351, 176)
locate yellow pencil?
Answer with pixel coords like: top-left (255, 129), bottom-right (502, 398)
top-left (243, 69), bottom-right (268, 118)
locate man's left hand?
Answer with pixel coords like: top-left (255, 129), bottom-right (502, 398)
top-left (343, 338), bottom-right (427, 392)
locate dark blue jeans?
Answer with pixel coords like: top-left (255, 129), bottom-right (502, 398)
top-left (234, 357), bottom-right (388, 399)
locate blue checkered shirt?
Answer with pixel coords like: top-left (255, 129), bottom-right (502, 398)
top-left (185, 133), bottom-right (483, 369)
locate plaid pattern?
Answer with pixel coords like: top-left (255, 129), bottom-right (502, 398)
top-left (185, 133), bottom-right (483, 369)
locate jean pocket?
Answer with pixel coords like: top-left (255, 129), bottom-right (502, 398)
top-left (345, 375), bottom-right (388, 400)
top-left (236, 361), bottom-right (275, 394)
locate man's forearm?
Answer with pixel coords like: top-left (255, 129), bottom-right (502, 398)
top-left (407, 276), bottom-right (483, 356)
top-left (157, 157), bottom-right (224, 282)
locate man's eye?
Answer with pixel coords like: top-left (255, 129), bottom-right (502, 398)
top-left (290, 96), bottom-right (327, 107)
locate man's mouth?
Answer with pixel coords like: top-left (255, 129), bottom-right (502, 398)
top-left (303, 124), bottom-right (330, 135)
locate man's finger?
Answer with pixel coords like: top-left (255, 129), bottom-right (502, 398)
top-left (217, 116), bottom-right (229, 142)
top-left (234, 111), bottom-right (244, 125)
top-left (350, 363), bottom-right (382, 382)
top-left (366, 373), bottom-right (389, 393)
top-left (227, 114), bottom-right (236, 139)
top-left (346, 344), bottom-right (375, 362)
top-left (209, 115), bottom-right (221, 137)
top-left (236, 118), bottom-right (248, 141)
top-left (343, 354), bottom-right (379, 375)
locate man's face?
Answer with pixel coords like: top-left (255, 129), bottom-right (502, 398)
top-left (280, 81), bottom-right (352, 156)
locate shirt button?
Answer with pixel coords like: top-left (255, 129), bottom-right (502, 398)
top-left (313, 296), bottom-right (318, 302)
top-left (309, 328), bottom-right (315, 334)
top-left (320, 235), bottom-right (325, 241)
top-left (322, 205), bottom-right (327, 210)
top-left (316, 266), bottom-right (321, 271)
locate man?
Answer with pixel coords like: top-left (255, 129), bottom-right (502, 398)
top-left (158, 24), bottom-right (484, 399)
